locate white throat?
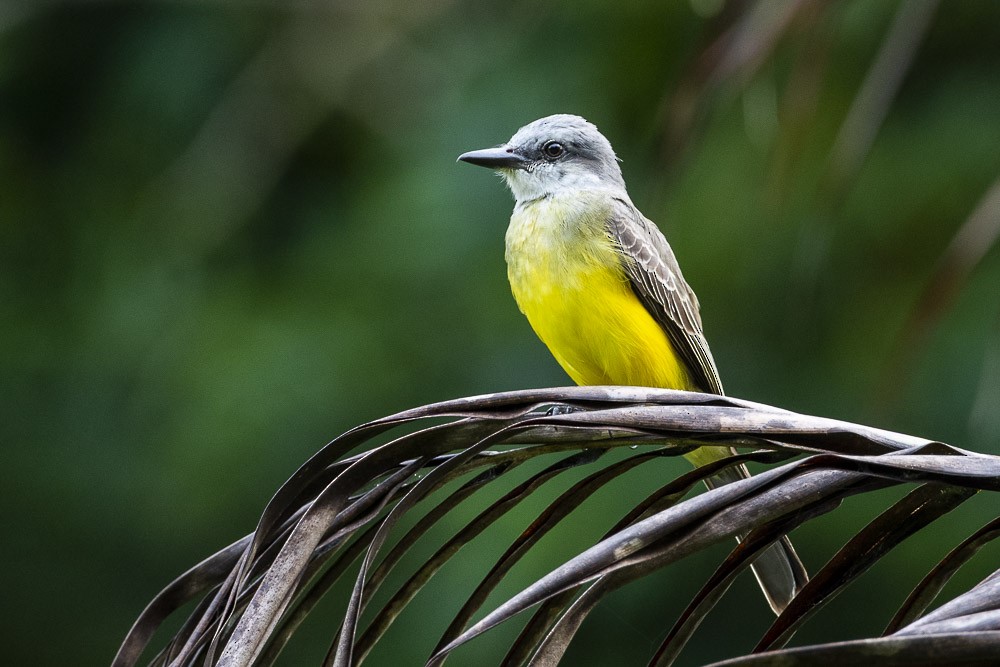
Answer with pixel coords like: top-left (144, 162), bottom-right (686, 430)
top-left (502, 166), bottom-right (611, 203)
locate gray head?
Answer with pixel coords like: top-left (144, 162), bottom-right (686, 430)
top-left (458, 114), bottom-right (626, 202)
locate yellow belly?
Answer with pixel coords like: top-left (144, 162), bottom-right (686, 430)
top-left (505, 196), bottom-right (694, 391)
top-left (513, 262), bottom-right (694, 389)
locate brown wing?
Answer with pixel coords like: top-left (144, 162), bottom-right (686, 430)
top-left (610, 199), bottom-right (807, 612)
top-left (607, 197), bottom-right (724, 395)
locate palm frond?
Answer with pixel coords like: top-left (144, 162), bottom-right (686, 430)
top-left (113, 387), bottom-right (1000, 666)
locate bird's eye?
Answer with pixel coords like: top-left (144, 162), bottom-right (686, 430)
top-left (542, 141), bottom-right (565, 158)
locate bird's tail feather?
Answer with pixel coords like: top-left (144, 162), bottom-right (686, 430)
top-left (705, 462), bottom-right (808, 615)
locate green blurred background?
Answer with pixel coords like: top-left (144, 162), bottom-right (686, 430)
top-left (3, 0), bottom-right (1000, 665)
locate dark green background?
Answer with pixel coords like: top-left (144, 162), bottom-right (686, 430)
top-left (4, 1), bottom-right (1000, 664)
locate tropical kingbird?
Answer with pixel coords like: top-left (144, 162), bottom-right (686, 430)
top-left (458, 114), bottom-right (804, 613)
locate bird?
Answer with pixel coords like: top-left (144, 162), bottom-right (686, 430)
top-left (458, 114), bottom-right (805, 614)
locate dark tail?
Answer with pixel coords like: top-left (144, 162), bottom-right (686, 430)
top-left (706, 463), bottom-right (808, 614)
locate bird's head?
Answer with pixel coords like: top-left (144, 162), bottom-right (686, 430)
top-left (458, 114), bottom-right (626, 202)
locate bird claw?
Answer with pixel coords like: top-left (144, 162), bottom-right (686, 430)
top-left (544, 404), bottom-right (580, 416)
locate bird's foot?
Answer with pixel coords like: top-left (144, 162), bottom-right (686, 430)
top-left (544, 404), bottom-right (581, 416)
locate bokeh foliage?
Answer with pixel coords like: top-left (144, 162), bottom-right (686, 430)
top-left (2, 1), bottom-right (999, 665)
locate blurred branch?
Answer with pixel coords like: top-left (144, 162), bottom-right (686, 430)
top-left (821, 0), bottom-right (941, 200)
top-left (134, 0), bottom-right (456, 261)
top-left (878, 178), bottom-right (1000, 411)
top-left (11, 0), bottom-right (401, 14)
top-left (135, 29), bottom-right (325, 258)
top-left (658, 0), bottom-right (823, 170)
top-left (766, 16), bottom-right (833, 208)
top-left (0, 2), bottom-right (41, 33)
top-left (786, 0), bottom-right (938, 343)
top-left (969, 315), bottom-right (1000, 447)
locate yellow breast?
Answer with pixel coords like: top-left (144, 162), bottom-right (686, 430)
top-left (505, 193), bottom-right (694, 390)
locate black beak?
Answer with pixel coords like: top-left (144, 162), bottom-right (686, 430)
top-left (457, 146), bottom-right (529, 169)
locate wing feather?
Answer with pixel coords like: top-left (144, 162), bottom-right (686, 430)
top-left (609, 199), bottom-right (808, 613)
top-left (607, 197), bottom-right (724, 395)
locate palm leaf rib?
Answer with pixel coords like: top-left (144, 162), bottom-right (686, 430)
top-left (112, 387), bottom-right (1000, 667)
